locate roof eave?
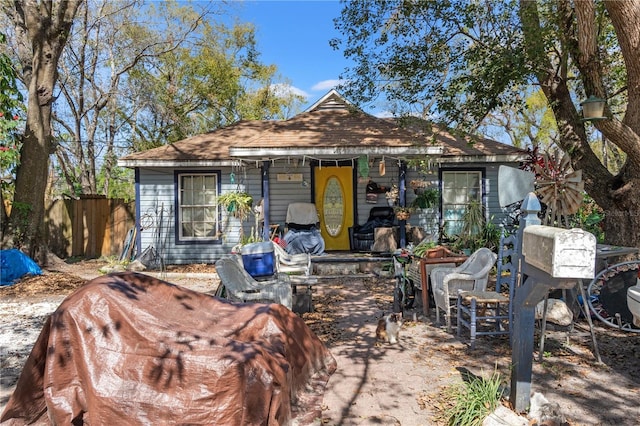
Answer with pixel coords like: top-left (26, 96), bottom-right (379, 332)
top-left (117, 159), bottom-right (240, 169)
top-left (229, 146), bottom-right (444, 158)
top-left (438, 154), bottom-right (527, 163)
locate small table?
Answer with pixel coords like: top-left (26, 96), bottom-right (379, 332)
top-left (418, 255), bottom-right (468, 315)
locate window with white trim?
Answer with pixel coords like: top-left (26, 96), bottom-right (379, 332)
top-left (441, 170), bottom-right (483, 236)
top-left (178, 173), bottom-right (219, 240)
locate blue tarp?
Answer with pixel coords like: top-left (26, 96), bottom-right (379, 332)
top-left (0, 249), bottom-right (42, 286)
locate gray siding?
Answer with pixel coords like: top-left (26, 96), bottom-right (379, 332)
top-left (137, 166), bottom-right (264, 265)
top-left (136, 159), bottom-right (520, 264)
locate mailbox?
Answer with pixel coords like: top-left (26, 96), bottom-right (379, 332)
top-left (522, 225), bottom-right (596, 279)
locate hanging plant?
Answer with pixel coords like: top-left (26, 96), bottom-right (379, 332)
top-left (385, 184), bottom-right (399, 202)
top-left (217, 191), bottom-right (253, 222)
top-left (409, 179), bottom-right (430, 189)
top-left (394, 206), bottom-right (413, 221)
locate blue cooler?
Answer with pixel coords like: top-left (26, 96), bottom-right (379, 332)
top-left (241, 242), bottom-right (275, 278)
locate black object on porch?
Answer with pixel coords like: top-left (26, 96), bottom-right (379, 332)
top-left (349, 206), bottom-right (395, 252)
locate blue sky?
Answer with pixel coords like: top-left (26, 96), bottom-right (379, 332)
top-left (233, 0), bottom-right (351, 111)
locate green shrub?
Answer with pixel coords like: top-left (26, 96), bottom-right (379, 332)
top-left (445, 369), bottom-right (503, 426)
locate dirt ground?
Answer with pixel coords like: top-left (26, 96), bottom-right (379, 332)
top-left (1, 259), bottom-right (640, 425)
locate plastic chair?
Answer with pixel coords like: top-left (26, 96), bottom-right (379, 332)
top-left (215, 256), bottom-right (293, 310)
top-left (430, 247), bottom-right (497, 332)
top-left (456, 233), bottom-right (519, 348)
top-left (271, 242), bottom-right (315, 313)
top-left (272, 241), bottom-right (311, 276)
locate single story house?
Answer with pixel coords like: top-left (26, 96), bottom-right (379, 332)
top-left (118, 90), bottom-right (527, 264)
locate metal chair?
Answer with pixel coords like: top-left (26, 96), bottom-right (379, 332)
top-left (430, 247), bottom-right (497, 332)
top-left (215, 256), bottom-right (293, 310)
top-left (456, 232), bottom-right (519, 348)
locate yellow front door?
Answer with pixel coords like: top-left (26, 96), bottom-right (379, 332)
top-left (314, 166), bottom-right (353, 250)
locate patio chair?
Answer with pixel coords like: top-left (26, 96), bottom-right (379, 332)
top-left (271, 241), bottom-right (319, 314)
top-left (215, 256), bottom-right (293, 310)
top-left (430, 247), bottom-right (497, 332)
top-left (272, 241), bottom-right (311, 276)
top-left (456, 232), bottom-right (519, 348)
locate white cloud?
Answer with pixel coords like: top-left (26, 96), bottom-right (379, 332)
top-left (311, 79), bottom-right (344, 91)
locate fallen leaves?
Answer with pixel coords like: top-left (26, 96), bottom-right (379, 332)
top-left (0, 272), bottom-right (87, 298)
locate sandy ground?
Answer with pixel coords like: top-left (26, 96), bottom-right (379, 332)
top-left (1, 260), bottom-right (640, 425)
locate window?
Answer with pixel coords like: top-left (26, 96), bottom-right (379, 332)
top-left (441, 170), bottom-right (483, 236)
top-left (177, 173), bottom-right (219, 241)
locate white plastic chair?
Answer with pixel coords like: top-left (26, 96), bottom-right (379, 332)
top-left (430, 247), bottom-right (497, 332)
top-left (272, 241), bottom-right (311, 276)
top-left (215, 255), bottom-right (293, 310)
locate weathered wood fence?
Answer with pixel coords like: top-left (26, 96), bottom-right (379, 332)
top-left (46, 196), bottom-right (135, 259)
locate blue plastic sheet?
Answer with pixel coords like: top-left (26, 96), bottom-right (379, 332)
top-left (0, 249), bottom-right (42, 286)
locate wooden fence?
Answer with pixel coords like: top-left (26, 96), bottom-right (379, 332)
top-left (46, 196), bottom-right (135, 259)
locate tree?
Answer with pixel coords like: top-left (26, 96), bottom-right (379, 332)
top-left (2, 0), bottom-right (82, 261)
top-left (21, 0), bottom-right (301, 199)
top-left (124, 17), bottom-right (302, 152)
top-left (333, 0), bottom-right (640, 249)
top-left (0, 31), bottom-right (24, 228)
top-left (50, 0), bottom-right (214, 197)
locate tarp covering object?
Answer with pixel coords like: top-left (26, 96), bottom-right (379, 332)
top-left (1, 272), bottom-right (337, 425)
top-left (284, 229), bottom-right (325, 256)
top-left (0, 249), bottom-right (42, 286)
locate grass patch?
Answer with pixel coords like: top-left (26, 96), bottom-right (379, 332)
top-left (444, 368), bottom-right (504, 426)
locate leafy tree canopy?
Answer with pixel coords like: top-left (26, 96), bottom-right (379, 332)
top-left (332, 0), bottom-right (640, 248)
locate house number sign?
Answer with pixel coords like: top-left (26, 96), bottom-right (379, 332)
top-left (323, 176), bottom-right (344, 237)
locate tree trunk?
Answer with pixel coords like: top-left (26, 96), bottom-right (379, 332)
top-left (599, 1), bottom-right (640, 249)
top-left (5, 0), bottom-right (81, 263)
top-left (603, 191), bottom-right (640, 249)
top-left (521, 0), bottom-right (640, 250)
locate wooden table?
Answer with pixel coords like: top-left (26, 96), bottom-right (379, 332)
top-left (418, 256), bottom-right (468, 315)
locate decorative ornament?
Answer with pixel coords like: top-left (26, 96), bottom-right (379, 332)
top-left (535, 149), bottom-right (584, 226)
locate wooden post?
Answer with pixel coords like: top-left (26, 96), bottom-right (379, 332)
top-left (262, 161), bottom-right (271, 241)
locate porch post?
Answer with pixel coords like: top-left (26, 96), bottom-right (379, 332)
top-left (399, 161), bottom-right (407, 248)
top-left (134, 168), bottom-right (141, 259)
top-left (262, 160), bottom-right (270, 241)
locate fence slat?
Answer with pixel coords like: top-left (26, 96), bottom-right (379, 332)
top-left (42, 198), bottom-right (135, 259)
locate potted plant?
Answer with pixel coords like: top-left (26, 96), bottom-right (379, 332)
top-left (409, 179), bottom-right (430, 195)
top-left (217, 191), bottom-right (254, 222)
top-left (455, 200), bottom-right (486, 254)
top-left (411, 187), bottom-right (440, 209)
top-left (385, 184), bottom-right (399, 206)
top-left (394, 206), bottom-right (413, 221)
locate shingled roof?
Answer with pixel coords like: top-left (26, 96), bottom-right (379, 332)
top-left (118, 90), bottom-right (525, 168)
